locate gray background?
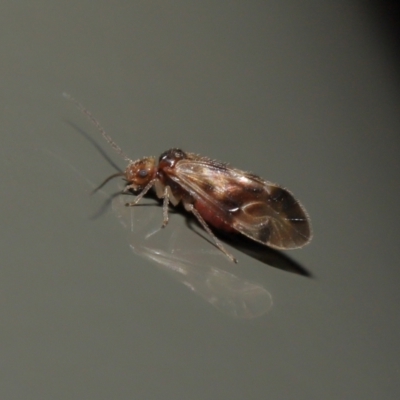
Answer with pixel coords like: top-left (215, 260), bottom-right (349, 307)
top-left (1, 1), bottom-right (399, 399)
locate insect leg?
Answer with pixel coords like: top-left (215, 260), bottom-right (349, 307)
top-left (125, 180), bottom-right (156, 207)
top-left (186, 204), bottom-right (238, 263)
top-left (162, 187), bottom-right (170, 228)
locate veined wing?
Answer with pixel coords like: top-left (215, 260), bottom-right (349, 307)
top-left (174, 155), bottom-right (312, 250)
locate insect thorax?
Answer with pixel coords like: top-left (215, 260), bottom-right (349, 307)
top-left (158, 148), bottom-right (187, 168)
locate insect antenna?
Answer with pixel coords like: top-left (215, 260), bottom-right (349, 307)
top-left (63, 92), bottom-right (132, 163)
top-left (91, 172), bottom-right (125, 194)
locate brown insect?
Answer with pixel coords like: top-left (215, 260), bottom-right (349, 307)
top-left (64, 93), bottom-right (312, 263)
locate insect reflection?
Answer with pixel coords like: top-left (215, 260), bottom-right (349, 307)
top-left (112, 194), bottom-right (273, 319)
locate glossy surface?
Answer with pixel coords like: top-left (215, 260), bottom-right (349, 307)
top-left (1, 2), bottom-right (399, 399)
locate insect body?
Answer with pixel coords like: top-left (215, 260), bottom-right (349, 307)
top-left (64, 94), bottom-right (312, 263)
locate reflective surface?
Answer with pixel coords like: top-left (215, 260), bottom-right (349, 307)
top-left (1, 1), bottom-right (400, 399)
top-left (111, 192), bottom-right (273, 319)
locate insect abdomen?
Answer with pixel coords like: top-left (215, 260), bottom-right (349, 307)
top-left (194, 198), bottom-right (235, 232)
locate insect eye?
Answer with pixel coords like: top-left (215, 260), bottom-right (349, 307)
top-left (138, 169), bottom-right (148, 178)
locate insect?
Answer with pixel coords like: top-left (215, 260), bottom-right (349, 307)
top-left (64, 93), bottom-right (312, 263)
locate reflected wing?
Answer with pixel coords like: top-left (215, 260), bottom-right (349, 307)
top-left (174, 155), bottom-right (312, 250)
top-left (143, 248), bottom-right (273, 319)
top-left (112, 195), bottom-right (273, 319)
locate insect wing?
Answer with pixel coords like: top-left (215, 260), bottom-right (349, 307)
top-left (174, 156), bottom-right (311, 249)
